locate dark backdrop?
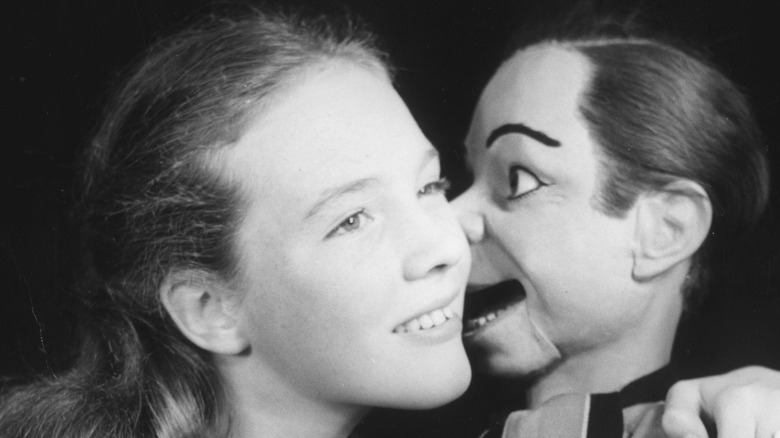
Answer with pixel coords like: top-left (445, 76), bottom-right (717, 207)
top-left (3, 0), bottom-right (779, 435)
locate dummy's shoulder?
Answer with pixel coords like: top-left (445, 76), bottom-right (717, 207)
top-left (487, 393), bottom-right (590, 438)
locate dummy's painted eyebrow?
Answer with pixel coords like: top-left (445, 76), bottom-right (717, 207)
top-left (304, 178), bottom-right (377, 221)
top-left (486, 123), bottom-right (561, 149)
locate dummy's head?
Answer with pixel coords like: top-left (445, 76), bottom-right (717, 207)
top-left (454, 15), bottom-right (768, 379)
top-left (504, 19), bottom-right (769, 304)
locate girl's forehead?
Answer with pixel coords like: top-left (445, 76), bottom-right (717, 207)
top-left (241, 64), bottom-right (394, 146)
top-left (220, 61), bottom-right (431, 203)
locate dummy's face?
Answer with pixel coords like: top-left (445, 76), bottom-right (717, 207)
top-left (453, 45), bottom-right (641, 376)
top-left (225, 63), bottom-right (471, 409)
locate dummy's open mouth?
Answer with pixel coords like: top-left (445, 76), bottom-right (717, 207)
top-left (463, 280), bottom-right (526, 334)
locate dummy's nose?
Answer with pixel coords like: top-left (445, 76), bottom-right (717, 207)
top-left (451, 189), bottom-right (485, 244)
top-left (451, 188), bottom-right (508, 287)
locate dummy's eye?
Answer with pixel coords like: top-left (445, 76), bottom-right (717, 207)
top-left (509, 166), bottom-right (543, 199)
top-left (419, 177), bottom-right (451, 197)
top-left (327, 210), bottom-right (371, 238)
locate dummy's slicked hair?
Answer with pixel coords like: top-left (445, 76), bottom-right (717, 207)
top-left (502, 10), bottom-right (769, 306)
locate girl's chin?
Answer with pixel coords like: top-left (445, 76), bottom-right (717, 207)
top-left (386, 362), bottom-right (472, 410)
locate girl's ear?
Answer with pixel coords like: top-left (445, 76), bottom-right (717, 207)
top-left (631, 180), bottom-right (712, 282)
top-left (159, 271), bottom-right (248, 355)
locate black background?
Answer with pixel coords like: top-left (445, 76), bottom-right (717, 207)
top-left (2, 0), bottom-right (779, 434)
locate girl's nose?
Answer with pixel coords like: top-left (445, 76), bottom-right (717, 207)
top-left (402, 203), bottom-right (469, 282)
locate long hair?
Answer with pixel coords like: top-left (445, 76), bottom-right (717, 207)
top-left (0, 7), bottom-right (387, 437)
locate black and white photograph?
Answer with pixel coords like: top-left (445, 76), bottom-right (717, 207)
top-left (3, 1), bottom-right (780, 436)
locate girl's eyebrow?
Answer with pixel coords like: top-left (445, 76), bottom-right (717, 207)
top-left (486, 123), bottom-right (561, 149)
top-left (304, 178), bottom-right (378, 221)
top-left (304, 148), bottom-right (439, 221)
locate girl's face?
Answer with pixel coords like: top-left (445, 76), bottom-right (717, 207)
top-left (223, 62), bottom-right (471, 410)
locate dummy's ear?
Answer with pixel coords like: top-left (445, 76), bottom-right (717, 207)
top-left (632, 180), bottom-right (712, 281)
top-left (159, 271), bottom-right (248, 355)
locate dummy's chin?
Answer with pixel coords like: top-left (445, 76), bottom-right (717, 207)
top-left (468, 342), bottom-right (556, 378)
top-left (463, 292), bottom-right (561, 378)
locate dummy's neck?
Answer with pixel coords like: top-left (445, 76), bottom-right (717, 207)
top-left (527, 285), bottom-right (683, 408)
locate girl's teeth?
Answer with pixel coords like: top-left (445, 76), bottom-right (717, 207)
top-left (395, 306), bottom-right (456, 333)
top-left (431, 309), bottom-right (446, 325)
top-left (419, 314), bottom-right (434, 330)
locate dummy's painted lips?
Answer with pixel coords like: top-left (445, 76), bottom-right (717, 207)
top-left (463, 280), bottom-right (526, 336)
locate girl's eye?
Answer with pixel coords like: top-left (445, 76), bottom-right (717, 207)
top-left (326, 210), bottom-right (370, 238)
top-left (509, 166), bottom-right (543, 199)
top-left (419, 177), bottom-right (451, 197)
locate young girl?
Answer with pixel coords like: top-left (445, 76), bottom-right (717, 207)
top-left (0, 8), bottom-right (471, 437)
